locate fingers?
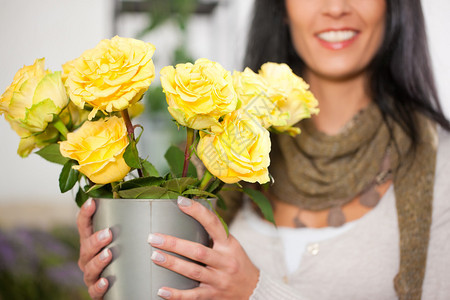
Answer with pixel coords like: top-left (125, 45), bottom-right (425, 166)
top-left (177, 196), bottom-right (227, 243)
top-left (87, 277), bottom-right (109, 300)
top-left (78, 228), bottom-right (112, 272)
top-left (151, 250), bottom-right (219, 287)
top-left (83, 248), bottom-right (113, 287)
top-left (157, 286), bottom-right (211, 300)
top-left (77, 198), bottom-right (96, 240)
top-left (148, 233), bottom-right (227, 270)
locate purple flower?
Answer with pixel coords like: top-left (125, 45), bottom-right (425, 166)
top-left (0, 231), bottom-right (16, 272)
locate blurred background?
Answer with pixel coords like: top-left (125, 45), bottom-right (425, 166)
top-left (0, 0), bottom-right (449, 298)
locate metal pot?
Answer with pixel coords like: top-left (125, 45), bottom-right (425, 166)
top-left (92, 198), bottom-right (210, 299)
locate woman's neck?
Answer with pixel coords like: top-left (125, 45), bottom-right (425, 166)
top-left (305, 71), bottom-right (372, 135)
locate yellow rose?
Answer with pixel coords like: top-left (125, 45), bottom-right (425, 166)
top-left (0, 58), bottom-right (69, 156)
top-left (59, 101), bottom-right (90, 129)
top-left (259, 62), bottom-right (319, 135)
top-left (197, 110), bottom-right (270, 184)
top-left (160, 58), bottom-right (238, 130)
top-left (59, 116), bottom-right (131, 184)
top-left (61, 58), bottom-right (77, 84)
top-left (65, 36), bottom-right (156, 120)
top-left (128, 102), bottom-right (145, 119)
top-left (233, 68), bottom-right (289, 128)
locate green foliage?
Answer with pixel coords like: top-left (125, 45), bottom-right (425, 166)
top-left (138, 0), bottom-right (197, 37)
top-left (182, 188), bottom-right (217, 199)
top-left (59, 160), bottom-right (79, 193)
top-left (75, 186), bottom-right (89, 207)
top-left (118, 176), bottom-right (164, 190)
top-left (124, 139), bottom-right (141, 169)
top-left (145, 86), bottom-right (167, 114)
top-left (205, 199), bottom-right (229, 235)
top-left (142, 160), bottom-right (160, 177)
top-left (164, 145), bottom-right (197, 178)
top-left (118, 186), bottom-right (179, 199)
top-left (163, 177), bottom-right (199, 194)
top-left (243, 188), bottom-right (275, 225)
top-left (35, 144), bottom-right (69, 165)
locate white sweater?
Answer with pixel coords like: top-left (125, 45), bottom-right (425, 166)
top-left (230, 129), bottom-right (450, 300)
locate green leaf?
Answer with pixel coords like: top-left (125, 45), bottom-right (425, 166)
top-left (118, 186), bottom-right (178, 199)
top-left (59, 160), bottom-right (79, 193)
top-left (163, 177), bottom-right (199, 194)
top-left (216, 194), bottom-right (227, 210)
top-left (182, 189), bottom-right (217, 199)
top-left (119, 176), bottom-right (164, 190)
top-left (86, 185), bottom-right (113, 199)
top-left (86, 184), bottom-right (105, 193)
top-left (123, 140), bottom-right (141, 169)
top-left (164, 145), bottom-right (197, 178)
top-left (205, 199), bottom-right (229, 236)
top-left (142, 160), bottom-right (160, 177)
top-left (159, 190), bottom-right (182, 199)
top-left (75, 186), bottom-right (89, 207)
top-left (243, 188), bottom-right (275, 225)
top-left (206, 179), bottom-right (225, 195)
top-left (35, 144), bottom-right (69, 165)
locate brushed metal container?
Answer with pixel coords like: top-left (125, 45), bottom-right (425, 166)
top-left (92, 198), bottom-right (210, 300)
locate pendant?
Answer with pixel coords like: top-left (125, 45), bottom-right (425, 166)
top-left (327, 206), bottom-right (346, 227)
top-left (359, 186), bottom-right (380, 207)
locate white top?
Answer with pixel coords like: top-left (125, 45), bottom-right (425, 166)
top-left (242, 200), bottom-right (357, 274)
top-left (230, 128), bottom-right (450, 300)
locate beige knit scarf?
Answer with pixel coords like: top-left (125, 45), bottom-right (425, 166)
top-left (269, 103), bottom-right (438, 299)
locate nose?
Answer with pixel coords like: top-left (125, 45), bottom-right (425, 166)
top-left (321, 0), bottom-right (351, 18)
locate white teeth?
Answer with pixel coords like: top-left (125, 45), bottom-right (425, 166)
top-left (317, 30), bottom-right (356, 42)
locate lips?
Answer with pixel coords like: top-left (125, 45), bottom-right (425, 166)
top-left (316, 29), bottom-right (359, 50)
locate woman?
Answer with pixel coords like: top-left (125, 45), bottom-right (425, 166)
top-left (77, 0), bottom-right (450, 299)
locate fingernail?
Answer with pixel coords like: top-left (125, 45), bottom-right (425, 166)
top-left (147, 234), bottom-right (164, 245)
top-left (83, 198), bottom-right (92, 209)
top-left (177, 196), bottom-right (192, 207)
top-left (151, 251), bottom-right (166, 263)
top-left (98, 228), bottom-right (111, 242)
top-left (97, 278), bottom-right (107, 289)
top-left (99, 248), bottom-right (110, 261)
top-left (158, 288), bottom-right (172, 299)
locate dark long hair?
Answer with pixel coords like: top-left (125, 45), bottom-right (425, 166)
top-left (244, 0), bottom-right (450, 146)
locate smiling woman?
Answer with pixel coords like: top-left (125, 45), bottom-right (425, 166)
top-left (9, 0), bottom-right (449, 299)
top-left (285, 0), bottom-right (386, 80)
top-left (236, 0), bottom-right (450, 299)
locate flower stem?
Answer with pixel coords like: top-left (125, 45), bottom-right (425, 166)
top-left (121, 109), bottom-right (135, 139)
top-left (199, 169), bottom-right (213, 190)
top-left (111, 182), bottom-right (120, 199)
top-left (182, 128), bottom-right (195, 177)
top-left (53, 118), bottom-right (69, 140)
top-left (121, 109), bottom-right (143, 178)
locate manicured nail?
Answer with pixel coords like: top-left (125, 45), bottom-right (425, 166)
top-left (98, 278), bottom-right (107, 289)
top-left (158, 288), bottom-right (172, 299)
top-left (147, 234), bottom-right (164, 245)
top-left (83, 198), bottom-right (92, 209)
top-left (99, 248), bottom-right (110, 261)
top-left (177, 196), bottom-right (192, 207)
top-left (98, 228), bottom-right (111, 242)
top-left (151, 251), bottom-right (166, 263)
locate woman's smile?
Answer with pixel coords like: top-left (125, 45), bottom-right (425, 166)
top-left (316, 29), bottom-right (360, 50)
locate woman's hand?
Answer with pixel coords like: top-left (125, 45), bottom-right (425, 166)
top-left (148, 196), bottom-right (260, 300)
top-left (77, 199), bottom-right (113, 300)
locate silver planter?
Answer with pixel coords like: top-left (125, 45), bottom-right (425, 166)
top-left (92, 198), bottom-right (210, 300)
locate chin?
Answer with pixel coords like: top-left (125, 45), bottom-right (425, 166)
top-left (310, 64), bottom-right (366, 82)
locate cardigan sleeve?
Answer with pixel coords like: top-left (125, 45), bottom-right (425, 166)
top-left (249, 271), bottom-right (308, 300)
top-left (421, 129), bottom-right (450, 299)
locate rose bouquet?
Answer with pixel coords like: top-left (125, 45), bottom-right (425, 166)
top-left (0, 36), bottom-right (318, 226)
